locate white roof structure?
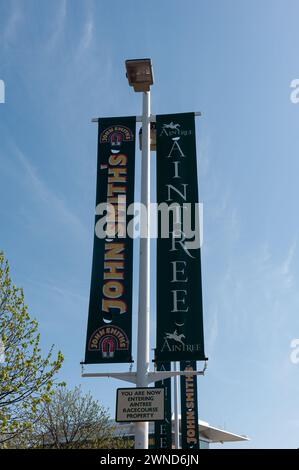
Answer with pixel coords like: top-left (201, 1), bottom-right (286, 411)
top-left (114, 418), bottom-right (249, 445)
top-left (198, 419), bottom-right (249, 444)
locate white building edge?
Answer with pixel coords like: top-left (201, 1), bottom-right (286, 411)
top-left (114, 417), bottom-right (249, 449)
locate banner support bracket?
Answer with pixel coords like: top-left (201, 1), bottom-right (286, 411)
top-left (81, 365), bottom-right (207, 385)
top-left (91, 112), bottom-right (202, 123)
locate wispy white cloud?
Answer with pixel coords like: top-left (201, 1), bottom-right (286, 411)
top-left (1, 1), bottom-right (23, 46)
top-left (46, 0), bottom-right (67, 52)
top-left (9, 141), bottom-right (89, 241)
top-left (27, 278), bottom-right (88, 304)
top-left (281, 238), bottom-right (297, 280)
top-left (254, 238), bottom-right (298, 294)
top-left (206, 307), bottom-right (219, 356)
top-left (79, 18), bottom-right (94, 53)
top-left (202, 229), bottom-right (299, 375)
top-left (197, 133), bottom-right (211, 181)
top-left (75, 3), bottom-right (95, 59)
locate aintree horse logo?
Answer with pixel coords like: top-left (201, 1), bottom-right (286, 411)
top-left (162, 122), bottom-right (180, 130)
top-left (165, 330), bottom-right (185, 345)
top-left (160, 122), bottom-right (182, 137)
top-left (88, 325), bottom-right (129, 359)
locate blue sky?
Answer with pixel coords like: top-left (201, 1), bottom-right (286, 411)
top-left (1, 0), bottom-right (299, 449)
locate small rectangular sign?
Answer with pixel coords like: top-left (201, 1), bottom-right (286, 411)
top-left (116, 387), bottom-right (165, 422)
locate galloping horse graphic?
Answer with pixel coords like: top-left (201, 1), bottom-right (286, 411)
top-left (164, 330), bottom-right (185, 345)
top-left (162, 122), bottom-right (180, 130)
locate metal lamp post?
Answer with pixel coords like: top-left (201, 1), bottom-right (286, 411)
top-left (125, 58), bottom-right (153, 449)
top-left (84, 59), bottom-right (206, 450)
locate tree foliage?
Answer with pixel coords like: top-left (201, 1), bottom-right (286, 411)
top-left (28, 386), bottom-right (131, 449)
top-left (0, 251), bottom-right (64, 444)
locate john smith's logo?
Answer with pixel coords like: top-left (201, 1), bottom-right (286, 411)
top-left (89, 325), bottom-right (129, 359)
top-left (100, 125), bottom-right (134, 147)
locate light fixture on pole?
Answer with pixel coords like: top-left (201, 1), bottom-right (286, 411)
top-left (125, 58), bottom-right (154, 92)
top-left (125, 58), bottom-right (153, 449)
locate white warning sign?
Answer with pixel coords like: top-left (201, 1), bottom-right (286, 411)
top-left (116, 387), bottom-right (165, 422)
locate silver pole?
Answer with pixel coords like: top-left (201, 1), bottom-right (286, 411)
top-left (134, 91), bottom-right (151, 449)
top-left (174, 362), bottom-right (180, 449)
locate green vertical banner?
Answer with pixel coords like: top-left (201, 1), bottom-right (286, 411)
top-left (84, 117), bottom-right (136, 364)
top-left (156, 113), bottom-right (206, 362)
top-left (154, 362), bottom-right (172, 449)
top-left (180, 360), bottom-right (200, 449)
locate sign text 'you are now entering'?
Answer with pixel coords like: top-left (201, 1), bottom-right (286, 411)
top-left (116, 387), bottom-right (165, 422)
